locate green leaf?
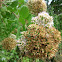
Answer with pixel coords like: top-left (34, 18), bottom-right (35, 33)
top-left (22, 57), bottom-right (26, 62)
top-left (19, 15), bottom-right (26, 31)
top-left (18, 0), bottom-right (25, 6)
top-left (11, 1), bottom-right (18, 7)
top-left (19, 15), bottom-right (25, 25)
top-left (1, 12), bottom-right (6, 18)
top-left (19, 5), bottom-right (29, 19)
top-left (7, 6), bottom-right (16, 12)
top-left (18, 0), bottom-right (24, 3)
top-left (16, 55), bottom-right (19, 58)
top-left (25, 57), bottom-right (29, 62)
top-left (16, 26), bottom-right (21, 39)
top-left (7, 6), bottom-right (13, 12)
top-left (26, 13), bottom-right (33, 26)
top-left (14, 60), bottom-right (16, 62)
top-left (39, 59), bottom-right (44, 62)
top-left (36, 59), bottom-right (39, 62)
top-left (1, 7), bottom-right (7, 12)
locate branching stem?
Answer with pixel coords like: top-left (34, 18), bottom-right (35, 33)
top-left (1, 2), bottom-right (19, 19)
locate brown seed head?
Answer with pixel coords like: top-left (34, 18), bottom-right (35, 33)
top-left (2, 38), bottom-right (16, 50)
top-left (27, 0), bottom-right (47, 15)
top-left (23, 24), bottom-right (61, 59)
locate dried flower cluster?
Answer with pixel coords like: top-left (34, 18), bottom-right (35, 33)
top-left (9, 34), bottom-right (16, 39)
top-left (31, 12), bottom-right (54, 28)
top-left (2, 38), bottom-right (16, 50)
top-left (16, 34), bottom-right (27, 53)
top-left (27, 0), bottom-right (47, 15)
top-left (22, 24), bottom-right (61, 59)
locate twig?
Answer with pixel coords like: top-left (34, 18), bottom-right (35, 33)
top-left (2, 2), bottom-right (8, 7)
top-left (1, 2), bottom-right (19, 19)
top-left (0, 0), bottom-right (2, 7)
top-left (12, 12), bottom-right (19, 19)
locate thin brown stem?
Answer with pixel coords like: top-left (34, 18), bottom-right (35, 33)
top-left (1, 2), bottom-right (19, 19)
top-left (12, 12), bottom-right (19, 19)
top-left (0, 0), bottom-right (2, 7)
top-left (2, 2), bottom-right (8, 7)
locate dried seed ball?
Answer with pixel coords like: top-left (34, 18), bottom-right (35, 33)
top-left (44, 27), bottom-right (61, 59)
top-left (17, 35), bottom-right (27, 52)
top-left (23, 24), bottom-right (61, 59)
top-left (24, 24), bottom-right (47, 59)
top-left (9, 34), bottom-right (16, 40)
top-left (16, 31), bottom-right (28, 55)
top-left (31, 12), bottom-right (54, 28)
top-left (27, 24), bottom-right (46, 38)
top-left (2, 38), bottom-right (16, 50)
top-left (46, 27), bottom-right (61, 42)
top-left (27, 0), bottom-right (47, 15)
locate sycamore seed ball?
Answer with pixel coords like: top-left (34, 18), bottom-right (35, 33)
top-left (27, 0), bottom-right (47, 15)
top-left (2, 38), bottom-right (16, 50)
top-left (23, 24), bottom-right (61, 59)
